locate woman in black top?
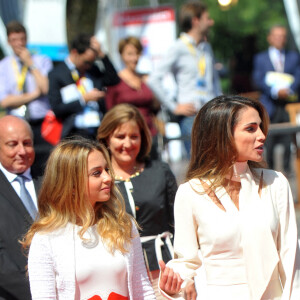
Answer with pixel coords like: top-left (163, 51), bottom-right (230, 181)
top-left (97, 104), bottom-right (177, 289)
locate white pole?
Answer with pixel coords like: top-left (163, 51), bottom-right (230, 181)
top-left (283, 0), bottom-right (300, 52)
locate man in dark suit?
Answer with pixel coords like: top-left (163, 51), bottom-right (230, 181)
top-left (48, 33), bottom-right (119, 140)
top-left (0, 115), bottom-right (41, 300)
top-left (253, 25), bottom-right (300, 174)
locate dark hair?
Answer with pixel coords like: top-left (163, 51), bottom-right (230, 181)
top-left (179, 1), bottom-right (207, 33)
top-left (6, 21), bottom-right (26, 37)
top-left (118, 36), bottom-right (143, 55)
top-left (70, 33), bottom-right (94, 54)
top-left (187, 95), bottom-right (269, 185)
top-left (97, 104), bottom-right (152, 162)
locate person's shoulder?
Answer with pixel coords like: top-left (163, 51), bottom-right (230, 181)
top-left (0, 55), bottom-right (12, 67)
top-left (145, 159), bottom-right (174, 174)
top-left (148, 159), bottom-right (170, 169)
top-left (32, 224), bottom-right (73, 243)
top-left (254, 50), bottom-right (268, 60)
top-left (49, 61), bottom-right (68, 76)
top-left (177, 178), bottom-right (202, 193)
top-left (31, 231), bottom-right (51, 248)
top-left (166, 37), bottom-right (186, 54)
top-left (286, 50), bottom-right (300, 61)
top-left (286, 49), bottom-right (300, 56)
top-left (52, 61), bottom-right (67, 71)
top-left (255, 167), bottom-right (288, 186)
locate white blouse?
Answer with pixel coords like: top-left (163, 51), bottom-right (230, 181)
top-left (74, 225), bottom-right (128, 300)
top-left (162, 163), bottom-right (300, 300)
top-left (28, 222), bottom-right (156, 300)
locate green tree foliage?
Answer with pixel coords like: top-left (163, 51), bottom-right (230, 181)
top-left (205, 0), bottom-right (287, 61)
top-left (67, 0), bottom-right (98, 45)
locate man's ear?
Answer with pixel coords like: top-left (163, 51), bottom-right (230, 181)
top-left (191, 16), bottom-right (200, 28)
top-left (70, 48), bottom-right (78, 56)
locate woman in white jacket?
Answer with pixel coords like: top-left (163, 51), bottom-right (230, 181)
top-left (159, 95), bottom-right (300, 300)
top-left (23, 137), bottom-right (155, 300)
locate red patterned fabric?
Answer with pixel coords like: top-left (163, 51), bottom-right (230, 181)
top-left (88, 292), bottom-right (128, 300)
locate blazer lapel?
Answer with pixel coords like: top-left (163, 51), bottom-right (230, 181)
top-left (266, 51), bottom-right (276, 71)
top-left (0, 170), bottom-right (33, 224)
top-left (283, 50), bottom-right (292, 73)
top-left (33, 175), bottom-right (43, 196)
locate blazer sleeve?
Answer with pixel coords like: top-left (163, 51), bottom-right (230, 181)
top-left (105, 84), bottom-right (119, 111)
top-left (130, 223), bottom-right (156, 300)
top-left (289, 52), bottom-right (300, 94)
top-left (159, 183), bottom-right (202, 299)
top-left (97, 55), bottom-right (120, 87)
top-left (252, 53), bottom-right (273, 98)
top-left (28, 233), bottom-right (57, 300)
top-left (275, 173), bottom-right (300, 299)
top-left (162, 162), bottom-right (177, 233)
top-left (48, 67), bottom-right (83, 119)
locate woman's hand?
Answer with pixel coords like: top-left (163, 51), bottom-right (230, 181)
top-left (184, 282), bottom-right (197, 300)
top-left (159, 260), bottom-right (183, 295)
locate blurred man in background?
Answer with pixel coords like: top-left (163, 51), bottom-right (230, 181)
top-left (253, 25), bottom-right (300, 175)
top-left (0, 21), bottom-right (53, 176)
top-left (148, 1), bottom-right (222, 156)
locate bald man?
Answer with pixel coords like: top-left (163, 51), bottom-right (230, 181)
top-left (0, 116), bottom-right (41, 299)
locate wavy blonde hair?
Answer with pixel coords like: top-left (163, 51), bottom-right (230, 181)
top-left (23, 137), bottom-right (133, 254)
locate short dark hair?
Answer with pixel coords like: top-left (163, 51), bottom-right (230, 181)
top-left (6, 21), bottom-right (26, 37)
top-left (70, 33), bottom-right (93, 54)
top-left (179, 1), bottom-right (207, 33)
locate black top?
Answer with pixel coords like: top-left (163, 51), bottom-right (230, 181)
top-left (116, 160), bottom-right (177, 270)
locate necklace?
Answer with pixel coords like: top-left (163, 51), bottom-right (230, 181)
top-left (114, 165), bottom-right (144, 182)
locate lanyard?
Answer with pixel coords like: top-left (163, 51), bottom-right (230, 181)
top-left (180, 35), bottom-right (206, 77)
top-left (71, 69), bottom-right (86, 95)
top-left (11, 58), bottom-right (28, 92)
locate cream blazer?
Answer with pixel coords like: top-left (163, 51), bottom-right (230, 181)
top-left (162, 165), bottom-right (300, 300)
top-left (28, 223), bottom-right (155, 300)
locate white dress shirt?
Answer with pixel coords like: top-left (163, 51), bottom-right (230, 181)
top-left (0, 163), bottom-right (38, 209)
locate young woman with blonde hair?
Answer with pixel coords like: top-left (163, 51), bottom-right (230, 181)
top-left (23, 137), bottom-right (155, 300)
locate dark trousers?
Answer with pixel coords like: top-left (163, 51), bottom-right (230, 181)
top-left (266, 105), bottom-right (292, 172)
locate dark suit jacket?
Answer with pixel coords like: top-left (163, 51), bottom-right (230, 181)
top-left (252, 49), bottom-right (300, 118)
top-left (48, 55), bottom-right (119, 138)
top-left (0, 170), bottom-right (42, 300)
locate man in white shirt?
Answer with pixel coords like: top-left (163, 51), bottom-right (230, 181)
top-left (0, 115), bottom-right (41, 299)
top-left (148, 1), bottom-right (222, 156)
